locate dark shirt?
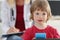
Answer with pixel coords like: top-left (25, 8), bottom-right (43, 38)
top-left (15, 5), bottom-right (25, 31)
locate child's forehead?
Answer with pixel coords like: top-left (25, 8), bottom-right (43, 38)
top-left (33, 10), bottom-right (47, 14)
top-left (35, 8), bottom-right (47, 12)
top-left (35, 7), bottom-right (47, 12)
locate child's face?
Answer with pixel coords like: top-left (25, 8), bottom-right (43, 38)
top-left (33, 10), bottom-right (48, 25)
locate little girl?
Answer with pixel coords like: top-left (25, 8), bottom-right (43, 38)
top-left (22, 0), bottom-right (60, 40)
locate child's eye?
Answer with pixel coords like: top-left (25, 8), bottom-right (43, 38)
top-left (36, 13), bottom-right (39, 15)
top-left (43, 13), bottom-right (46, 15)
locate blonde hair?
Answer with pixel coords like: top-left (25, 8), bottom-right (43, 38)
top-left (7, 0), bottom-right (15, 7)
top-left (30, 0), bottom-right (52, 21)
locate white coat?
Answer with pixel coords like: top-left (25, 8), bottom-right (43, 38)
top-left (1, 0), bottom-right (32, 34)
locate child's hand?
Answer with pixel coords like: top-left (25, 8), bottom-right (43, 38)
top-left (7, 27), bottom-right (19, 34)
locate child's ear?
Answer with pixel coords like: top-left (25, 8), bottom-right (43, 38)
top-left (30, 15), bottom-right (33, 20)
top-left (47, 12), bottom-right (52, 21)
top-left (30, 15), bottom-right (32, 20)
top-left (47, 17), bottom-right (49, 22)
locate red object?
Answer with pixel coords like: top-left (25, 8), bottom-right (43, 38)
top-left (15, 5), bottom-right (25, 31)
top-left (22, 25), bottom-right (60, 40)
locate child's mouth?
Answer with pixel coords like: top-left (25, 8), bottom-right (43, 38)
top-left (38, 20), bottom-right (43, 22)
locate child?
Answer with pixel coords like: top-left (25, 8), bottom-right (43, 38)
top-left (22, 0), bottom-right (60, 40)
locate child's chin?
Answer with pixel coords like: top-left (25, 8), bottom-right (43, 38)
top-left (38, 22), bottom-right (44, 24)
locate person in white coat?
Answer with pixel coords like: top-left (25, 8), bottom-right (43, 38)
top-left (1, 0), bottom-right (17, 34)
top-left (0, 0), bottom-right (33, 40)
top-left (1, 0), bottom-right (32, 34)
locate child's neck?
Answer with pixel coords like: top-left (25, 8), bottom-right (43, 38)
top-left (34, 22), bottom-right (47, 29)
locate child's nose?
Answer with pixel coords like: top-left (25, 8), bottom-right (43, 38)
top-left (39, 15), bottom-right (43, 18)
